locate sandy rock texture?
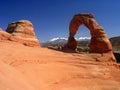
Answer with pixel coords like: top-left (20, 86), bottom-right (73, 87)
top-left (63, 14), bottom-right (116, 65)
top-left (6, 20), bottom-right (40, 47)
top-left (66, 14), bottom-right (112, 53)
top-left (0, 14), bottom-right (119, 90)
top-left (0, 41), bottom-right (120, 90)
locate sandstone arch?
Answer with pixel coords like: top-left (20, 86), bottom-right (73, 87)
top-left (66, 14), bottom-right (112, 53)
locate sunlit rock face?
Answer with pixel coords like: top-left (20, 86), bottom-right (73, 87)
top-left (67, 13), bottom-right (112, 53)
top-left (0, 28), bottom-right (11, 40)
top-left (6, 20), bottom-right (40, 47)
top-left (63, 13), bottom-right (116, 64)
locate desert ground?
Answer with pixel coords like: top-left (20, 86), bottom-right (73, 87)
top-left (0, 41), bottom-right (120, 90)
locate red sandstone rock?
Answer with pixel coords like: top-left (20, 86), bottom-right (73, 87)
top-left (0, 41), bottom-right (120, 90)
top-left (6, 20), bottom-right (40, 47)
top-left (64, 14), bottom-right (116, 64)
top-left (63, 37), bottom-right (77, 51)
top-left (66, 14), bottom-right (112, 53)
top-left (0, 28), bottom-right (16, 41)
top-left (0, 61), bottom-right (34, 90)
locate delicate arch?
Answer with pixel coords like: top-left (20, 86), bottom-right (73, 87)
top-left (66, 14), bottom-right (112, 53)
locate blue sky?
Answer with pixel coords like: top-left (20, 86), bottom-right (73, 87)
top-left (0, 0), bottom-right (120, 42)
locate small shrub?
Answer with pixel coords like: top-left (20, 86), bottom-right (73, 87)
top-left (77, 46), bottom-right (89, 52)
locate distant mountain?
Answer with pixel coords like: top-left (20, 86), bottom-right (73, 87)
top-left (109, 36), bottom-right (120, 46)
top-left (41, 37), bottom-right (90, 47)
top-left (49, 37), bottom-right (67, 42)
top-left (41, 37), bottom-right (67, 47)
top-left (109, 36), bottom-right (120, 63)
top-left (76, 37), bottom-right (90, 41)
top-left (42, 36), bottom-right (120, 48)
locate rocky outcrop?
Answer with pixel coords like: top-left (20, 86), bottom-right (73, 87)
top-left (6, 20), bottom-right (40, 47)
top-left (0, 28), bottom-right (16, 41)
top-left (63, 14), bottom-right (116, 64)
top-left (66, 14), bottom-right (112, 53)
top-left (63, 37), bottom-right (78, 52)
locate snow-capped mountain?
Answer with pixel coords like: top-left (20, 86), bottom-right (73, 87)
top-left (49, 37), bottom-right (68, 42)
top-left (49, 37), bottom-right (90, 42)
top-left (76, 37), bottom-right (91, 41)
top-left (41, 37), bottom-right (90, 47)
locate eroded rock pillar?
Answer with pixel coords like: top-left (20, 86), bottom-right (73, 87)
top-left (66, 15), bottom-right (83, 50)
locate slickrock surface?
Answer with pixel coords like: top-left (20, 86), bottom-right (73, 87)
top-left (0, 61), bottom-right (35, 90)
top-left (0, 41), bottom-right (120, 90)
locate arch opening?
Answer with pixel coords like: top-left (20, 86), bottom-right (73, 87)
top-left (75, 25), bottom-right (91, 52)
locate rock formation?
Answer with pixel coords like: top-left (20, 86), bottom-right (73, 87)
top-left (0, 28), bottom-right (11, 40)
top-left (63, 14), bottom-right (116, 64)
top-left (6, 20), bottom-right (40, 47)
top-left (0, 28), bottom-right (17, 41)
top-left (66, 14), bottom-right (112, 53)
